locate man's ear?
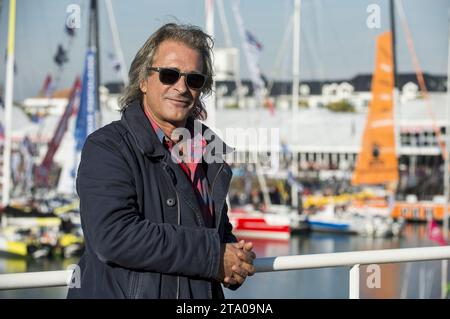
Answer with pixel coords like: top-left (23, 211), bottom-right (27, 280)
top-left (139, 80), bottom-right (147, 94)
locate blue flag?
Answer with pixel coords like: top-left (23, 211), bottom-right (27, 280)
top-left (75, 48), bottom-right (97, 151)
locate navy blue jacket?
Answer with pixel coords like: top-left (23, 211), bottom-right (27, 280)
top-left (67, 100), bottom-right (237, 299)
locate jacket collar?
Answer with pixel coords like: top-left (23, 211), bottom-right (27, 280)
top-left (120, 100), bottom-right (166, 158)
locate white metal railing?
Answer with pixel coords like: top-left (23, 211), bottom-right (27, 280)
top-left (255, 246), bottom-right (450, 298)
top-left (0, 246), bottom-right (449, 298)
top-left (0, 269), bottom-right (74, 290)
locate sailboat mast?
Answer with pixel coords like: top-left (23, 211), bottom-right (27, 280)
top-left (292, 0), bottom-right (301, 117)
top-left (389, 0), bottom-right (401, 193)
top-left (389, 0), bottom-right (398, 90)
top-left (216, 0), bottom-right (243, 108)
top-left (445, 10), bottom-right (450, 241)
top-left (2, 0), bottom-right (16, 208)
top-left (104, 0), bottom-right (128, 86)
top-left (89, 0), bottom-right (101, 125)
top-left (442, 8), bottom-right (450, 300)
top-left (204, 0), bottom-right (216, 128)
top-left (216, 0), bottom-right (232, 48)
top-left (291, 0), bottom-right (301, 209)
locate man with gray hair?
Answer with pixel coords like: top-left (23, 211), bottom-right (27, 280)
top-left (68, 23), bottom-right (255, 299)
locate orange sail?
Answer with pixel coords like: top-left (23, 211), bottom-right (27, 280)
top-left (352, 31), bottom-right (398, 185)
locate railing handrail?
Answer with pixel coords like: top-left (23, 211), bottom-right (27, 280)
top-left (0, 269), bottom-right (74, 290)
top-left (255, 245), bottom-right (450, 272)
top-left (0, 246), bottom-right (449, 292)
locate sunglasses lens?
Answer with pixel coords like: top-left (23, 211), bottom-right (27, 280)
top-left (159, 68), bottom-right (180, 85)
top-left (186, 74), bottom-right (206, 89)
top-left (154, 67), bottom-right (206, 89)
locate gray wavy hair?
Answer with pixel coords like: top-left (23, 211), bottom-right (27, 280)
top-left (119, 23), bottom-right (214, 120)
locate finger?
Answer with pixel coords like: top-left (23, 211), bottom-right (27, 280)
top-left (241, 250), bottom-right (256, 260)
top-left (230, 271), bottom-right (246, 285)
top-left (223, 276), bottom-right (237, 286)
top-left (237, 251), bottom-right (255, 263)
top-left (222, 279), bottom-right (230, 288)
top-left (239, 262), bottom-right (256, 276)
top-left (232, 265), bottom-right (248, 279)
top-left (232, 241), bottom-right (244, 249)
top-left (243, 242), bottom-right (253, 251)
top-left (234, 240), bottom-right (244, 247)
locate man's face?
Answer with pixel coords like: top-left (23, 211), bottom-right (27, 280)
top-left (140, 40), bottom-right (204, 127)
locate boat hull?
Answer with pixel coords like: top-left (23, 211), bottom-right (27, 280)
top-left (228, 208), bottom-right (291, 240)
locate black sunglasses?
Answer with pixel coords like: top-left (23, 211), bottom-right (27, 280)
top-left (148, 67), bottom-right (207, 90)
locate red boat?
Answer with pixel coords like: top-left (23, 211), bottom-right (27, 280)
top-left (228, 206), bottom-right (291, 240)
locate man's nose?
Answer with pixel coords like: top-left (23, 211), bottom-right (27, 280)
top-left (172, 75), bottom-right (188, 93)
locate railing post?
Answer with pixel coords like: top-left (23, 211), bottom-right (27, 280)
top-left (349, 264), bottom-right (360, 299)
top-left (442, 259), bottom-right (448, 299)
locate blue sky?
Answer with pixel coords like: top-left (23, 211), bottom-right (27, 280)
top-left (0, 0), bottom-right (449, 100)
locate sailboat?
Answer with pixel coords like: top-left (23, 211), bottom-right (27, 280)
top-left (350, 30), bottom-right (399, 216)
top-left (305, 30), bottom-right (404, 237)
top-left (350, 5), bottom-right (448, 223)
top-left (351, 31), bottom-right (398, 188)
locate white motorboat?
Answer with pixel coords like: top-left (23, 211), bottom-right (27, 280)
top-left (306, 204), bottom-right (403, 237)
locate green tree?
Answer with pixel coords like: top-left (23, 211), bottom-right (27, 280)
top-left (326, 100), bottom-right (355, 113)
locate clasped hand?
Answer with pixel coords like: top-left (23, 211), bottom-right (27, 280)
top-left (218, 240), bottom-right (256, 286)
